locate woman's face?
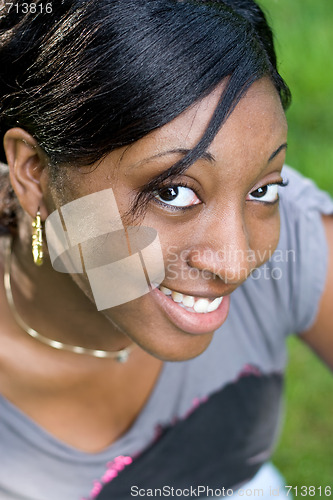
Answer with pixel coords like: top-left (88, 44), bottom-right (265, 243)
top-left (47, 77), bottom-right (288, 361)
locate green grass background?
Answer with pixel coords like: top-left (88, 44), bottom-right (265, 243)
top-left (258, 0), bottom-right (333, 490)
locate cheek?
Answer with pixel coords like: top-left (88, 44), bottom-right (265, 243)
top-left (247, 207), bottom-right (281, 266)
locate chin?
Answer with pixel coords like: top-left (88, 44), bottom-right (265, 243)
top-left (129, 327), bottom-right (216, 363)
top-left (98, 288), bottom-right (224, 361)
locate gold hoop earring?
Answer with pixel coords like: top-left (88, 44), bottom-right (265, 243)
top-left (32, 209), bottom-right (43, 266)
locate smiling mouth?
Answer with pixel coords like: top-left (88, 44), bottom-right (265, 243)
top-left (157, 285), bottom-right (223, 314)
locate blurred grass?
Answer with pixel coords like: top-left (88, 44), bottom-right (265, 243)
top-left (258, 0), bottom-right (333, 490)
top-left (259, 0), bottom-right (333, 192)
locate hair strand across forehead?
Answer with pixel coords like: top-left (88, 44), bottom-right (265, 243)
top-left (0, 0), bottom-right (290, 165)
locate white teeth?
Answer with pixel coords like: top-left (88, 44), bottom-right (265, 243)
top-left (193, 298), bottom-right (210, 313)
top-left (171, 291), bottom-right (183, 303)
top-left (207, 296), bottom-right (223, 312)
top-left (182, 295), bottom-right (195, 308)
top-left (159, 285), bottom-right (223, 313)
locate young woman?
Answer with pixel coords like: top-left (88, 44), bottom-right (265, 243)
top-left (0, 1), bottom-right (332, 499)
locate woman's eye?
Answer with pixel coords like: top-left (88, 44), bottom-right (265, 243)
top-left (247, 183), bottom-right (279, 203)
top-left (153, 185), bottom-right (201, 208)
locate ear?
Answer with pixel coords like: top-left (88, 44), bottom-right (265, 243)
top-left (3, 128), bottom-right (49, 220)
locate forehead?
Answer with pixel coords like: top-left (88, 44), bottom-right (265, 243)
top-left (121, 77), bottom-right (287, 168)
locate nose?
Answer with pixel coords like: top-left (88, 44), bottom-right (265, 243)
top-left (186, 211), bottom-right (254, 285)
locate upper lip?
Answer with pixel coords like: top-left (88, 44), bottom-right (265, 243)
top-left (156, 283), bottom-right (233, 299)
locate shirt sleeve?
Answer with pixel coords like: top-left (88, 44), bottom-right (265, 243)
top-left (277, 166), bottom-right (333, 334)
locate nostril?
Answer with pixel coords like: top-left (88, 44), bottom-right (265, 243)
top-left (186, 245), bottom-right (253, 285)
top-left (220, 266), bottom-right (252, 285)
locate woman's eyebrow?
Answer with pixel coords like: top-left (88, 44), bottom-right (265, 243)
top-left (131, 148), bottom-right (215, 193)
top-left (129, 148), bottom-right (216, 169)
top-left (133, 142), bottom-right (286, 169)
top-left (268, 142), bottom-right (288, 162)
top-left (149, 148), bottom-right (215, 163)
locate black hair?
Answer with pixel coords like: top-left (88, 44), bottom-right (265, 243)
top-left (0, 0), bottom-right (291, 232)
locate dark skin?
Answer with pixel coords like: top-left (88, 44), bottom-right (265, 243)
top-left (1, 77), bottom-right (331, 453)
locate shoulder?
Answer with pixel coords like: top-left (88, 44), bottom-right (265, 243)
top-left (279, 165), bottom-right (333, 215)
top-left (298, 214), bottom-right (333, 368)
top-left (277, 166), bottom-right (333, 339)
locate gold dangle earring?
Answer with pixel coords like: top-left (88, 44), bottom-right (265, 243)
top-left (32, 209), bottom-right (43, 266)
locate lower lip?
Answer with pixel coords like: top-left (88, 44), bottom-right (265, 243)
top-left (151, 287), bottom-right (230, 335)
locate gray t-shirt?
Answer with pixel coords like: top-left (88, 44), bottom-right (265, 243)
top-left (1, 166), bottom-right (333, 500)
